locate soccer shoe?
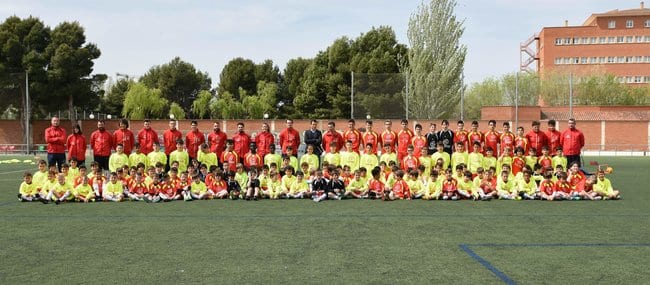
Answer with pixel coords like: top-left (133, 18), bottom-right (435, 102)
top-left (54, 199), bottom-right (61, 205)
top-left (17, 194), bottom-right (23, 202)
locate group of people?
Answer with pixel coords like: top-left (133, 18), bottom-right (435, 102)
top-left (18, 116), bottom-right (620, 203)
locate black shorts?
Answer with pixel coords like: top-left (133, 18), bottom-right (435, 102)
top-left (94, 156), bottom-right (109, 172)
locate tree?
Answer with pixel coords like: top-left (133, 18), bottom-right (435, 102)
top-left (101, 78), bottom-right (131, 115)
top-left (404, 0), bottom-right (467, 119)
top-left (463, 77), bottom-right (504, 120)
top-left (122, 83), bottom-right (168, 119)
top-left (168, 102), bottom-right (185, 120)
top-left (0, 16), bottom-right (50, 144)
top-left (210, 91), bottom-right (245, 119)
top-left (43, 21), bottom-right (102, 122)
top-left (192, 90), bottom-right (212, 119)
top-left (217, 57), bottom-right (256, 100)
top-left (255, 59), bottom-right (281, 84)
top-left (140, 57), bottom-right (211, 113)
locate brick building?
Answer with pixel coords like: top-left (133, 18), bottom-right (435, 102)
top-left (522, 2), bottom-right (650, 84)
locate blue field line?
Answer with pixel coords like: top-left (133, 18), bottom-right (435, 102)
top-left (459, 243), bottom-right (650, 284)
top-left (459, 244), bottom-right (517, 285)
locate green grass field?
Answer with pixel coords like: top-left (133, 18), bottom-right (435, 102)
top-left (0, 155), bottom-right (648, 284)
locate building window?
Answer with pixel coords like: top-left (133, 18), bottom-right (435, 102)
top-left (554, 58), bottom-right (562, 65)
top-left (617, 56), bottom-right (625, 63)
top-left (626, 36), bottom-right (634, 43)
top-left (618, 77), bottom-right (626, 83)
top-left (572, 57), bottom-right (579, 64)
top-left (617, 36), bottom-right (624, 43)
top-left (634, 76), bottom-right (642, 83)
top-left (645, 56), bottom-right (650, 62)
top-left (645, 36), bottom-right (650, 42)
top-left (626, 56), bottom-right (633, 63)
top-left (564, 38), bottom-right (572, 45)
top-left (572, 37), bottom-right (579, 44)
top-left (589, 57), bottom-right (597, 64)
top-left (646, 19), bottom-right (650, 27)
top-left (607, 57), bottom-right (615, 63)
top-left (580, 57), bottom-right (587, 64)
top-left (590, 37), bottom-right (597, 44)
top-left (637, 36), bottom-right (645, 43)
top-left (645, 76), bottom-right (650, 83)
top-left (599, 57), bottom-right (606, 63)
top-left (627, 77), bottom-right (633, 83)
top-left (626, 20), bottom-right (634, 28)
top-left (599, 37), bottom-right (607, 43)
top-left (608, 20), bottom-right (616, 28)
top-left (555, 38), bottom-right (562, 45)
top-left (608, 36), bottom-right (616, 43)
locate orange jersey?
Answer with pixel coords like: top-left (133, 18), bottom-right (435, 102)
top-left (538, 156), bottom-right (553, 169)
top-left (539, 180), bottom-right (555, 195)
top-left (221, 151), bottom-right (239, 172)
top-left (454, 130), bottom-right (469, 150)
top-left (362, 131), bottom-right (380, 154)
top-left (401, 155), bottom-right (420, 170)
top-left (442, 178), bottom-right (458, 193)
top-left (568, 172), bottom-right (586, 190)
top-left (514, 137), bottom-right (529, 153)
top-left (411, 135), bottom-right (427, 157)
top-left (367, 178), bottom-right (385, 194)
top-left (512, 157), bottom-right (526, 175)
top-left (396, 129), bottom-right (414, 153)
top-left (555, 180), bottom-right (572, 194)
top-left (160, 183), bottom-right (176, 196)
top-left (210, 179), bottom-right (227, 192)
top-left (148, 183), bottom-right (161, 195)
top-left (244, 153), bottom-right (263, 170)
top-left (392, 180), bottom-right (410, 198)
top-left (130, 182), bottom-right (149, 195)
top-left (481, 178), bottom-right (497, 194)
top-left (343, 129), bottom-right (362, 153)
top-left (468, 131), bottom-right (484, 146)
top-left (500, 132), bottom-right (515, 153)
top-left (484, 130), bottom-right (500, 155)
top-left (380, 130), bottom-right (397, 152)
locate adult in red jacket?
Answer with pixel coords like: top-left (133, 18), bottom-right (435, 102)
top-left (163, 119), bottom-right (183, 170)
top-left (45, 116), bottom-right (66, 171)
top-left (185, 120), bottom-right (205, 160)
top-left (560, 118), bottom-right (585, 167)
top-left (232, 122), bottom-right (251, 162)
top-left (279, 119), bottom-right (300, 156)
top-left (163, 119), bottom-right (183, 155)
top-left (207, 121), bottom-right (228, 162)
top-left (255, 122), bottom-right (275, 158)
top-left (90, 120), bottom-right (113, 171)
top-left (113, 119), bottom-right (135, 155)
top-left (322, 121), bottom-right (344, 153)
top-left (525, 121), bottom-right (548, 156)
top-left (137, 119), bottom-right (159, 155)
top-left (66, 124), bottom-right (87, 165)
top-left (545, 120), bottom-right (562, 156)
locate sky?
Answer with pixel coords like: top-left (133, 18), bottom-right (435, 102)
top-left (1, 0), bottom-right (641, 87)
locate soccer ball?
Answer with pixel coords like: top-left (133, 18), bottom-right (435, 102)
top-left (605, 167), bottom-right (613, 174)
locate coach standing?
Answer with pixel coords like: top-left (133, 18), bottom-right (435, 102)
top-left (560, 118), bottom-right (585, 167)
top-left (44, 116), bottom-right (66, 171)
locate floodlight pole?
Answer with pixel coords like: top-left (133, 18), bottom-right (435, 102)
top-left (25, 72), bottom-right (30, 154)
top-left (351, 71), bottom-right (354, 119)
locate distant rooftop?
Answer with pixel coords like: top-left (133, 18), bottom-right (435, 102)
top-left (583, 2), bottom-right (650, 25)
